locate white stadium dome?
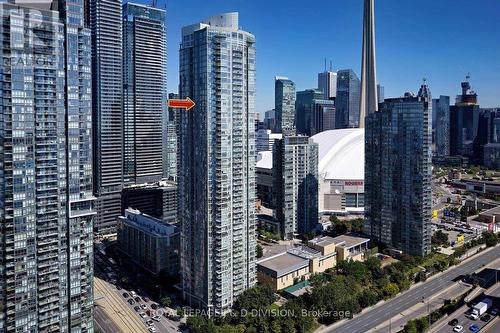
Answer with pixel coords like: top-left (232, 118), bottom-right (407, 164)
top-left (310, 128), bottom-right (364, 181)
top-left (310, 129), bottom-right (365, 214)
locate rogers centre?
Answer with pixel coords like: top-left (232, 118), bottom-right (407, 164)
top-left (310, 129), bottom-right (365, 215)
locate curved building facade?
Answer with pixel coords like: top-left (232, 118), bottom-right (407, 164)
top-left (310, 129), bottom-right (365, 214)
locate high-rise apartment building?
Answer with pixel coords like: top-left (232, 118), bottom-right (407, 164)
top-left (123, 3), bottom-right (167, 184)
top-left (178, 12), bottom-right (257, 315)
top-left (88, 0), bottom-right (124, 234)
top-left (318, 70), bottom-right (337, 100)
top-left (0, 0), bottom-right (94, 331)
top-left (364, 95), bottom-right (432, 256)
top-left (336, 69), bottom-right (361, 128)
top-left (275, 76), bottom-right (296, 136)
top-left (433, 96), bottom-right (451, 156)
top-left (273, 137), bottom-right (319, 239)
top-left (449, 78), bottom-right (480, 157)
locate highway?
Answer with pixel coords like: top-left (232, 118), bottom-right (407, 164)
top-left (318, 245), bottom-right (500, 333)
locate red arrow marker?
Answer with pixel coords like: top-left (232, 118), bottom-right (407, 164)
top-left (167, 97), bottom-right (196, 111)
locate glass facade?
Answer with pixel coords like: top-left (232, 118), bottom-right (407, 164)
top-left (336, 69), bottom-right (361, 129)
top-left (433, 95), bottom-right (450, 156)
top-left (0, 1), bottom-right (94, 331)
top-left (88, 0), bottom-right (124, 235)
top-left (273, 136), bottom-right (319, 239)
top-left (123, 3), bottom-right (167, 184)
top-left (275, 77), bottom-right (296, 136)
top-left (364, 96), bottom-right (432, 257)
top-left (178, 13), bottom-right (256, 315)
top-left (295, 89), bottom-right (334, 136)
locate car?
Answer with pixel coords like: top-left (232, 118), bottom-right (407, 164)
top-left (469, 324), bottom-right (479, 332)
top-left (481, 314), bottom-right (491, 322)
top-left (130, 291), bottom-right (137, 297)
top-left (141, 304), bottom-right (148, 310)
top-left (490, 308), bottom-right (499, 316)
top-left (148, 327), bottom-right (156, 333)
top-left (133, 306), bottom-right (140, 311)
top-left (152, 315), bottom-right (161, 322)
top-left (122, 292), bottom-right (129, 298)
top-left (139, 312), bottom-right (147, 319)
top-left (151, 303), bottom-right (158, 310)
top-left (453, 325), bottom-right (463, 332)
top-left (134, 297), bottom-right (141, 302)
top-left (127, 299), bottom-right (135, 305)
top-left (448, 318), bottom-right (459, 326)
top-left (146, 320), bottom-right (154, 326)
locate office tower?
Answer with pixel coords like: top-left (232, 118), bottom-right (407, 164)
top-left (123, 3), bottom-right (167, 184)
top-left (360, 0), bottom-right (378, 128)
top-left (273, 137), bottom-right (319, 239)
top-left (377, 84), bottom-right (384, 104)
top-left (433, 96), bottom-right (451, 156)
top-left (0, 0), bottom-right (94, 331)
top-left (473, 109), bottom-right (500, 164)
top-left (336, 69), bottom-right (361, 128)
top-left (88, 0), bottom-right (124, 234)
top-left (449, 77), bottom-right (480, 156)
top-left (117, 208), bottom-right (180, 277)
top-left (295, 89), bottom-right (334, 136)
top-left (275, 76), bottom-right (296, 136)
top-left (364, 94), bottom-right (432, 256)
top-left (318, 70), bottom-right (337, 100)
top-left (256, 129), bottom-right (283, 152)
top-left (122, 180), bottom-right (178, 223)
top-left (264, 109), bottom-right (277, 131)
top-left (178, 12), bottom-right (256, 315)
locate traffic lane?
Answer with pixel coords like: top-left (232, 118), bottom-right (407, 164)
top-left (117, 284), bottom-right (181, 333)
top-left (434, 304), bottom-right (492, 333)
top-left (95, 306), bottom-right (122, 333)
top-left (327, 246), bottom-right (500, 333)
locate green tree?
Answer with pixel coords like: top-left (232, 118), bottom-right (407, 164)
top-left (432, 230), bottom-right (449, 246)
top-left (233, 284), bottom-right (277, 313)
top-left (256, 244), bottom-right (264, 258)
top-left (482, 231), bottom-right (498, 247)
top-left (160, 296), bottom-right (171, 307)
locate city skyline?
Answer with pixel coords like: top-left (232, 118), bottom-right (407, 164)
top-left (158, 0), bottom-right (500, 112)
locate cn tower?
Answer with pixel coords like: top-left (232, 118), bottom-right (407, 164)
top-left (360, 0), bottom-right (378, 128)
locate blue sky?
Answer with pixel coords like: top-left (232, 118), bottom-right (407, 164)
top-left (148, 0), bottom-right (500, 111)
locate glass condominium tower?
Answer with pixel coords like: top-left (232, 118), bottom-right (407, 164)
top-left (336, 69), bottom-right (361, 129)
top-left (364, 95), bottom-right (432, 257)
top-left (178, 12), bottom-right (256, 315)
top-left (0, 0), bottom-right (94, 332)
top-left (88, 0), bottom-right (124, 235)
top-left (123, 2), bottom-right (167, 185)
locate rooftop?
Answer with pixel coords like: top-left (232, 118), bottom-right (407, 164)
top-left (256, 151), bottom-right (273, 169)
top-left (331, 234), bottom-right (370, 249)
top-left (257, 252), bottom-right (309, 278)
